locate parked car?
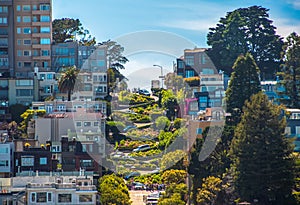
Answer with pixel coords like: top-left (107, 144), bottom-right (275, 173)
top-left (138, 89), bottom-right (151, 96)
top-left (133, 144), bottom-right (151, 152)
top-left (132, 182), bottom-right (146, 190)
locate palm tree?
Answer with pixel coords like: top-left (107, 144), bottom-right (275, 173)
top-left (58, 66), bottom-right (79, 101)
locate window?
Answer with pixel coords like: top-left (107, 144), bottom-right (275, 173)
top-left (196, 128), bottom-right (203, 134)
top-left (36, 192), bottom-right (47, 203)
top-left (296, 126), bottom-right (300, 135)
top-left (185, 70), bottom-right (194, 78)
top-left (40, 27), bottom-right (50, 33)
top-left (23, 28), bottom-right (31, 34)
top-left (40, 4), bottom-right (50, 11)
top-left (32, 27), bottom-right (38, 33)
top-left (17, 62), bottom-right (21, 68)
top-left (0, 147), bottom-right (8, 153)
top-left (17, 16), bottom-right (21, 22)
top-left (23, 16), bottom-right (31, 23)
top-left (40, 38), bottom-right (50, 44)
top-left (42, 61), bottom-right (48, 68)
top-left (0, 17), bottom-right (7, 24)
top-left (32, 5), bottom-right (37, 11)
top-left (76, 122), bottom-right (82, 127)
top-left (41, 50), bottom-right (50, 56)
top-left (0, 6), bottom-right (8, 13)
top-left (97, 60), bottom-right (105, 67)
top-left (23, 39), bottom-right (31, 45)
top-left (201, 54), bottom-right (206, 64)
top-left (58, 194), bottom-right (72, 203)
top-left (178, 60), bottom-right (184, 68)
top-left (17, 28), bottom-right (21, 34)
top-left (40, 15), bottom-right (50, 22)
top-left (97, 50), bottom-right (105, 56)
top-left (21, 156), bottom-right (34, 166)
top-left (16, 89), bottom-right (33, 97)
top-left (0, 28), bottom-right (8, 35)
top-left (47, 73), bottom-right (54, 80)
top-left (16, 5), bottom-right (21, 11)
top-left (33, 50), bottom-right (39, 56)
top-left (23, 5), bottom-right (30, 11)
top-left (47, 193), bottom-right (52, 202)
top-left (17, 50), bottom-right (22, 57)
top-left (94, 122), bottom-right (99, 127)
top-left (24, 62), bottom-right (31, 67)
top-left (23, 50), bottom-right (31, 56)
top-left (202, 68), bottom-right (214, 74)
top-left (32, 16), bottom-right (38, 22)
top-left (16, 80), bottom-right (33, 86)
top-left (40, 157), bottom-right (47, 165)
top-left (31, 193), bottom-right (36, 203)
top-left (0, 160), bottom-right (8, 167)
top-left (79, 195), bottom-right (93, 202)
top-left (185, 56), bottom-right (194, 66)
top-left (84, 122), bottom-right (91, 127)
top-left (80, 159), bottom-right (93, 167)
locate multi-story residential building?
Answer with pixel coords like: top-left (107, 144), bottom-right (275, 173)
top-left (285, 109), bottom-right (300, 152)
top-left (0, 136), bottom-right (14, 178)
top-left (51, 42), bottom-right (78, 72)
top-left (175, 48), bottom-right (218, 78)
top-left (25, 175), bottom-right (97, 205)
top-left (52, 42), bottom-right (106, 72)
top-left (0, 0), bottom-right (13, 78)
top-left (14, 0), bottom-right (52, 78)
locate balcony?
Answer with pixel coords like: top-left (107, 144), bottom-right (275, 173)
top-left (32, 21), bottom-right (51, 27)
top-left (32, 10), bottom-right (51, 15)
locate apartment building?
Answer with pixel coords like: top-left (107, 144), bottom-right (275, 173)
top-left (14, 0), bottom-right (52, 78)
top-left (0, 0), bottom-right (13, 77)
top-left (175, 48), bottom-right (218, 78)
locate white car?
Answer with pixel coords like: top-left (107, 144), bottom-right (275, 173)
top-left (133, 144), bottom-right (151, 152)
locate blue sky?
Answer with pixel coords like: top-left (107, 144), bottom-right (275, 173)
top-left (53, 0), bottom-right (300, 89)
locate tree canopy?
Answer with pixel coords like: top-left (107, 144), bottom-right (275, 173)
top-left (225, 53), bottom-right (261, 115)
top-left (277, 32), bottom-right (300, 108)
top-left (230, 92), bottom-right (295, 204)
top-left (98, 174), bottom-right (131, 205)
top-left (58, 66), bottom-right (80, 101)
top-left (207, 6), bottom-right (283, 79)
top-left (52, 18), bottom-right (96, 46)
top-left (99, 40), bottom-right (129, 70)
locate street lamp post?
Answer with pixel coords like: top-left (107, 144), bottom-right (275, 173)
top-left (153, 64), bottom-right (164, 89)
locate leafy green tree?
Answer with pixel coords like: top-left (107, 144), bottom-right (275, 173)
top-left (58, 66), bottom-right (79, 101)
top-left (155, 116), bottom-right (170, 131)
top-left (277, 32), bottom-right (300, 108)
top-left (225, 53), bottom-right (261, 115)
top-left (19, 109), bottom-right (46, 137)
top-left (98, 174), bottom-right (131, 205)
top-left (196, 176), bottom-right (222, 205)
top-left (162, 169), bottom-right (187, 184)
top-left (160, 150), bottom-right (187, 171)
top-left (52, 18), bottom-right (96, 45)
top-left (207, 6), bottom-right (283, 78)
top-left (188, 125), bottom-right (234, 204)
top-left (230, 92), bottom-right (295, 204)
top-left (158, 193), bottom-right (185, 205)
top-left (99, 40), bottom-right (129, 70)
top-left (99, 40), bottom-right (128, 92)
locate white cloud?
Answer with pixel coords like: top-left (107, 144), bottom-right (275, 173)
top-left (274, 18), bottom-right (300, 38)
top-left (287, 0), bottom-right (300, 9)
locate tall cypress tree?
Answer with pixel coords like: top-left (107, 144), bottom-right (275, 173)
top-left (277, 32), bottom-right (300, 108)
top-left (225, 53), bottom-right (261, 115)
top-left (230, 92), bottom-right (295, 205)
